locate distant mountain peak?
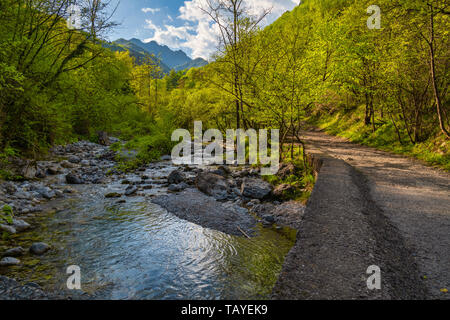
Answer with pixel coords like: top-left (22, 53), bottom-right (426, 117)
top-left (107, 38), bottom-right (208, 72)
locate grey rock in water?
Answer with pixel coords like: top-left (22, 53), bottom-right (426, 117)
top-left (263, 214), bottom-right (276, 224)
top-left (63, 187), bottom-right (76, 194)
top-left (125, 185), bottom-right (138, 196)
top-left (160, 155), bottom-right (171, 161)
top-left (65, 173), bottom-right (83, 184)
top-left (35, 187), bottom-right (55, 200)
top-left (0, 224), bottom-right (16, 234)
top-left (29, 242), bottom-right (51, 255)
top-left (3, 247), bottom-right (25, 257)
top-left (0, 257), bottom-right (21, 267)
top-left (12, 219), bottom-right (31, 232)
top-left (240, 178), bottom-right (272, 199)
top-left (80, 160), bottom-right (90, 166)
top-left (168, 170), bottom-right (186, 184)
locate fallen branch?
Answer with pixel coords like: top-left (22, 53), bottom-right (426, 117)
top-left (237, 226), bottom-right (251, 239)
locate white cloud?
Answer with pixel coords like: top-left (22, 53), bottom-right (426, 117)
top-left (144, 0), bottom-right (299, 59)
top-left (142, 8), bottom-right (161, 14)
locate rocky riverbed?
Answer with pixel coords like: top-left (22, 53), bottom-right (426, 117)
top-left (0, 138), bottom-right (305, 300)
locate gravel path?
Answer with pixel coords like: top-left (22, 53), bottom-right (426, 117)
top-left (303, 130), bottom-right (450, 299)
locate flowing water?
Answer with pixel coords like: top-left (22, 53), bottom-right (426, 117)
top-left (2, 165), bottom-right (296, 300)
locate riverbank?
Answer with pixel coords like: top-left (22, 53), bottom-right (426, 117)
top-left (0, 139), bottom-right (304, 299)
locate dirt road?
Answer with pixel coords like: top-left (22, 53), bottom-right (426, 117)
top-left (302, 130), bottom-right (450, 299)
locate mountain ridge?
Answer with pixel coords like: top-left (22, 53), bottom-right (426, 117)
top-left (107, 38), bottom-right (208, 72)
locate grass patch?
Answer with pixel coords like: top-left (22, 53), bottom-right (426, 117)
top-left (113, 114), bottom-right (178, 172)
top-left (263, 148), bottom-right (316, 204)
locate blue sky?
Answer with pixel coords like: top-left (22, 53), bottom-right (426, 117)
top-left (108, 0), bottom-right (300, 59)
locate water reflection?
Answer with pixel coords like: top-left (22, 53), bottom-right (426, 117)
top-left (2, 190), bottom-right (295, 300)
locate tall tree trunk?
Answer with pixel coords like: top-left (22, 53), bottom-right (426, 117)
top-left (428, 4), bottom-right (450, 138)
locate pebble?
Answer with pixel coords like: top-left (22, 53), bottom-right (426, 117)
top-left (0, 257), bottom-right (21, 266)
top-left (3, 247), bottom-right (25, 257)
top-left (0, 224), bottom-right (17, 234)
top-left (12, 219), bottom-right (31, 232)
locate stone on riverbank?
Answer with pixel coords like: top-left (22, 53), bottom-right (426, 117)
top-left (240, 178), bottom-right (272, 199)
top-left (0, 276), bottom-right (51, 300)
top-left (29, 242), bottom-right (51, 255)
top-left (195, 172), bottom-right (229, 201)
top-left (0, 224), bottom-right (16, 234)
top-left (168, 169), bottom-right (186, 184)
top-left (252, 201), bottom-right (306, 230)
top-left (12, 219), bottom-right (31, 232)
top-left (0, 257), bottom-right (20, 267)
top-left (2, 247), bottom-right (25, 257)
top-left (65, 173), bottom-right (83, 184)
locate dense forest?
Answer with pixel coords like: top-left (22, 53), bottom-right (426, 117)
top-left (0, 0), bottom-right (449, 174)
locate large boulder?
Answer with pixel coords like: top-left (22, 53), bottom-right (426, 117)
top-left (240, 178), bottom-right (272, 199)
top-left (195, 172), bottom-right (229, 201)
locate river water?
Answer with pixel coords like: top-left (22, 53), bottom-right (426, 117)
top-left (2, 164), bottom-right (296, 300)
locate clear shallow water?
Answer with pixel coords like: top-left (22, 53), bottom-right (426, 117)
top-left (3, 178), bottom-right (296, 300)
